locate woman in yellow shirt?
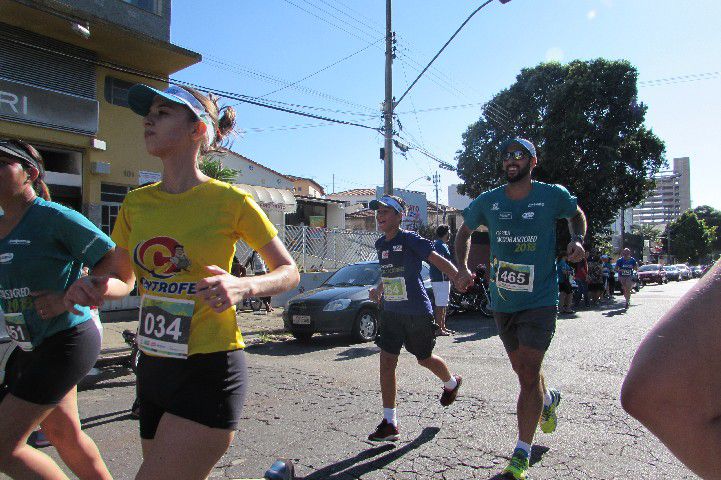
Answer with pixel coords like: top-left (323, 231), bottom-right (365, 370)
top-left (65, 84), bottom-right (299, 480)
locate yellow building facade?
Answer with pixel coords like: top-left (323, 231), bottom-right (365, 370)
top-left (0, 0), bottom-right (200, 233)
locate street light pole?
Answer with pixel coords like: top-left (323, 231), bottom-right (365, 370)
top-left (383, 0), bottom-right (394, 195)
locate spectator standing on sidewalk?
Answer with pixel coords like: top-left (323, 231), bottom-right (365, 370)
top-left (366, 195), bottom-right (463, 443)
top-left (587, 253), bottom-right (604, 306)
top-left (601, 254), bottom-right (614, 298)
top-left (429, 224), bottom-right (454, 336)
top-left (557, 253), bottom-right (574, 314)
top-left (246, 250), bottom-right (273, 313)
top-left (573, 253), bottom-right (590, 308)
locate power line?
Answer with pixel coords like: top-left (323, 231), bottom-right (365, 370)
top-left (259, 37), bottom-right (383, 98)
top-left (0, 33), bottom-right (380, 131)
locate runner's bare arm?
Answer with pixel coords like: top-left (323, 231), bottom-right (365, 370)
top-left (196, 237), bottom-right (300, 313)
top-left (621, 261), bottom-right (721, 479)
top-left (427, 251), bottom-right (459, 284)
top-left (453, 224), bottom-right (474, 291)
top-left (566, 206), bottom-right (587, 262)
top-left (63, 246), bottom-right (136, 314)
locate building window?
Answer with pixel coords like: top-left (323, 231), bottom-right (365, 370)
top-left (100, 184), bottom-right (130, 236)
top-left (122, 0), bottom-right (163, 15)
top-left (104, 77), bottom-right (134, 107)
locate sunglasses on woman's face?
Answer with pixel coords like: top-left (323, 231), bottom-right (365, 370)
top-left (502, 150), bottom-right (528, 161)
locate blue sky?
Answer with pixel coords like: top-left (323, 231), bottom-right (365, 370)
top-left (169, 0), bottom-right (721, 210)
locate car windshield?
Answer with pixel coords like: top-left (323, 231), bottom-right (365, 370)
top-left (639, 265), bottom-right (661, 272)
top-left (325, 263), bottom-right (380, 287)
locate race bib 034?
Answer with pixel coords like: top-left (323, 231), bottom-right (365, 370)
top-left (137, 294), bottom-right (194, 359)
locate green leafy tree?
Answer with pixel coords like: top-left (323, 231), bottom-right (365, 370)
top-left (199, 155), bottom-right (238, 183)
top-left (631, 223), bottom-right (662, 245)
top-left (455, 59), bottom-right (666, 244)
top-left (667, 210), bottom-right (716, 262)
top-left (693, 205), bottom-right (721, 252)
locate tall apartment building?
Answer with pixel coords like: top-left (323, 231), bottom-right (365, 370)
top-left (0, 0), bottom-right (200, 232)
top-left (632, 157), bottom-right (691, 226)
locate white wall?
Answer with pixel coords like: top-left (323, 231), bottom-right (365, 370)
top-left (448, 184), bottom-right (473, 210)
top-left (211, 152), bottom-right (293, 189)
top-left (327, 203), bottom-right (346, 229)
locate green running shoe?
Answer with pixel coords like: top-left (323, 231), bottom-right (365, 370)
top-left (539, 388), bottom-right (561, 434)
top-left (502, 448), bottom-right (529, 479)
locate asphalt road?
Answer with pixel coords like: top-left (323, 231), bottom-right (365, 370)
top-left (14, 279), bottom-right (700, 480)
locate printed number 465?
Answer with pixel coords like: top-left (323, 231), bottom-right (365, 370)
top-left (500, 270), bottom-right (526, 284)
top-left (143, 313), bottom-right (183, 341)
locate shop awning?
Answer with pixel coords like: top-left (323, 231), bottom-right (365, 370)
top-left (234, 184), bottom-right (297, 214)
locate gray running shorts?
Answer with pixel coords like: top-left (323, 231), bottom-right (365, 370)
top-left (493, 306), bottom-right (557, 353)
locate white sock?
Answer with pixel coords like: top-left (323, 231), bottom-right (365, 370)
top-left (515, 439), bottom-right (532, 458)
top-left (383, 407), bottom-right (397, 426)
top-left (443, 375), bottom-right (458, 391)
top-left (543, 388), bottom-right (553, 407)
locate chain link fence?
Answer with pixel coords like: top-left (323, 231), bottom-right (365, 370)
top-left (236, 225), bottom-right (378, 272)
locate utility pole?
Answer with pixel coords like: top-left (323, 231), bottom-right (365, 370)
top-left (383, 0), bottom-right (395, 195)
top-left (432, 172), bottom-right (440, 226)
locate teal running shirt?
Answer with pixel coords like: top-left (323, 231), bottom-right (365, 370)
top-left (0, 198), bottom-right (114, 347)
top-left (462, 181), bottom-right (578, 313)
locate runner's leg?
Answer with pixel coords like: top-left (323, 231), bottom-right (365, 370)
top-left (0, 393), bottom-right (68, 479)
top-left (508, 345), bottom-right (545, 444)
top-left (379, 350), bottom-right (399, 408)
top-left (41, 386), bottom-right (112, 480)
top-left (136, 413), bottom-right (234, 480)
top-left (417, 354), bottom-right (452, 382)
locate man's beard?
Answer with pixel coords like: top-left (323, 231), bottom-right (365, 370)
top-left (506, 162), bottom-right (531, 183)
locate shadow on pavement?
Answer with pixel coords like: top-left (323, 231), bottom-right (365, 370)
top-left (247, 334), bottom-right (366, 356)
top-left (301, 426), bottom-right (439, 479)
top-left (603, 307), bottom-right (628, 317)
top-left (335, 346), bottom-right (379, 361)
top-left (447, 315), bottom-right (498, 344)
top-left (81, 409), bottom-right (134, 430)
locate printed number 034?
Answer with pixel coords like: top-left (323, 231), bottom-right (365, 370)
top-left (143, 312), bottom-right (182, 341)
top-left (500, 270), bottom-right (526, 284)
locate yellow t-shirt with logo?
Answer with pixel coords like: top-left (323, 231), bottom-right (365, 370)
top-left (111, 179), bottom-right (278, 355)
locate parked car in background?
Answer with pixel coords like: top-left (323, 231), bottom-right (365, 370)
top-left (637, 264), bottom-right (668, 285)
top-left (283, 261), bottom-right (434, 343)
top-left (663, 265), bottom-right (681, 281)
top-left (691, 265), bottom-right (704, 278)
top-left (673, 264), bottom-right (693, 280)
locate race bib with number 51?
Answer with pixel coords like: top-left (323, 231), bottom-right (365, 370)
top-left (137, 294), bottom-right (194, 359)
top-left (496, 261), bottom-right (535, 293)
top-left (4, 312), bottom-right (34, 351)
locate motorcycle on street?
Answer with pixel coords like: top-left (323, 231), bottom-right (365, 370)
top-left (447, 264), bottom-right (493, 318)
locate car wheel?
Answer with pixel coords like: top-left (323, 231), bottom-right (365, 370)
top-left (291, 331), bottom-right (313, 342)
top-left (352, 308), bottom-right (378, 342)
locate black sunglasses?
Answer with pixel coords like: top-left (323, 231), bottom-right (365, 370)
top-left (502, 150), bottom-right (528, 161)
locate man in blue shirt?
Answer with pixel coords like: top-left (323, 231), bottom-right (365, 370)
top-left (615, 248), bottom-right (638, 309)
top-left (430, 224), bottom-right (454, 335)
top-left (367, 195), bottom-right (463, 442)
top-left (454, 138), bottom-right (587, 479)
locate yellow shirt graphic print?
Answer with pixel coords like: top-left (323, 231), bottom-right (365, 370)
top-left (112, 179), bottom-right (278, 355)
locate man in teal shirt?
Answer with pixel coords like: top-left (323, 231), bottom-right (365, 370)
top-left (455, 138), bottom-right (586, 480)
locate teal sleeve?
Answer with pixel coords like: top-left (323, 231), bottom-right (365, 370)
top-left (462, 195), bottom-right (488, 231)
top-left (54, 208), bottom-right (115, 267)
top-left (554, 184), bottom-right (579, 219)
